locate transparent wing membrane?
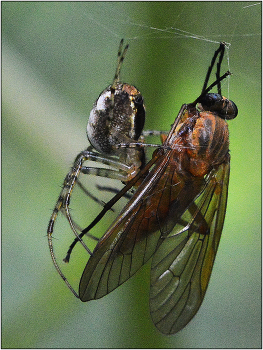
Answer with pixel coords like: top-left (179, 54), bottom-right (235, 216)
top-left (150, 159), bottom-right (230, 334)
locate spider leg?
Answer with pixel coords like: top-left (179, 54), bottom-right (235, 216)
top-left (47, 148), bottom-right (139, 294)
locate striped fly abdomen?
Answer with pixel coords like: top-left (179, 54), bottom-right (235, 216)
top-left (186, 111), bottom-right (230, 177)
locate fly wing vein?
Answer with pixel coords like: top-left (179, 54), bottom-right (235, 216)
top-left (79, 154), bottom-right (171, 301)
top-left (150, 160), bottom-right (230, 334)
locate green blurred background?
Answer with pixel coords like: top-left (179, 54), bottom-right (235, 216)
top-left (2, 2), bottom-right (261, 348)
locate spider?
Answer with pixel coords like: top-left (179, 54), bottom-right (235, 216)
top-left (48, 39), bottom-right (153, 296)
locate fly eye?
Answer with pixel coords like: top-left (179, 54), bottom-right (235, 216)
top-left (198, 93), bottom-right (238, 120)
top-left (199, 93), bottom-right (223, 110)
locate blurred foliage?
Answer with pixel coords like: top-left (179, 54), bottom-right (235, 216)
top-left (2, 2), bottom-right (261, 348)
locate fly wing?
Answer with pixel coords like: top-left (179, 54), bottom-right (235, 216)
top-left (150, 158), bottom-right (230, 334)
top-left (79, 151), bottom-right (205, 302)
top-left (79, 154), bottom-right (170, 301)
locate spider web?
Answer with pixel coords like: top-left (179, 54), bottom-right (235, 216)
top-left (2, 2), bottom-right (260, 167)
top-left (2, 2), bottom-right (261, 348)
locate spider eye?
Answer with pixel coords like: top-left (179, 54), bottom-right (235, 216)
top-left (198, 93), bottom-right (238, 120)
